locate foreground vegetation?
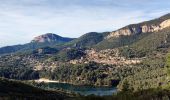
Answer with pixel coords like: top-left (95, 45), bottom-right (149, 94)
top-left (0, 78), bottom-right (74, 100)
top-left (74, 88), bottom-right (170, 100)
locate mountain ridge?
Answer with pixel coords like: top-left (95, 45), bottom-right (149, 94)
top-left (1, 14), bottom-right (170, 55)
top-left (106, 13), bottom-right (170, 39)
top-left (0, 33), bottom-right (75, 55)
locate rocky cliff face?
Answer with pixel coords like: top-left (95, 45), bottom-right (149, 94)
top-left (106, 19), bottom-right (170, 39)
top-left (31, 33), bottom-right (74, 43)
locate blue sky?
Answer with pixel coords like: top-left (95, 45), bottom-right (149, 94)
top-left (0, 0), bottom-right (170, 47)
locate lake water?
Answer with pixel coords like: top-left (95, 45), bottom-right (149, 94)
top-left (45, 83), bottom-right (117, 96)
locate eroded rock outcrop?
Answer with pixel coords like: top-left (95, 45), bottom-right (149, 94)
top-left (106, 19), bottom-right (170, 39)
top-left (31, 33), bottom-right (74, 43)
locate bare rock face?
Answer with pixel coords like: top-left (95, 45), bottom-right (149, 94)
top-left (106, 19), bottom-right (170, 39)
top-left (160, 19), bottom-right (170, 28)
top-left (31, 33), bottom-right (73, 43)
top-left (32, 33), bottom-right (59, 43)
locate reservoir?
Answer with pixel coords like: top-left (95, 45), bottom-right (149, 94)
top-left (44, 83), bottom-right (117, 96)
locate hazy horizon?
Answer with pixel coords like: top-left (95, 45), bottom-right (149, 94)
top-left (0, 0), bottom-right (170, 47)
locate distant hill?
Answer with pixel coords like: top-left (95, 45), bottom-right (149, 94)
top-left (0, 33), bottom-right (75, 55)
top-left (94, 13), bottom-right (170, 50)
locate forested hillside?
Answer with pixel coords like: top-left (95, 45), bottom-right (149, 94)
top-left (1, 13), bottom-right (170, 100)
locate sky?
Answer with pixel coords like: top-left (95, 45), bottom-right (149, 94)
top-left (0, 0), bottom-right (170, 47)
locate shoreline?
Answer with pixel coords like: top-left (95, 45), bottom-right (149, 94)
top-left (31, 78), bottom-right (118, 88)
top-left (33, 78), bottom-right (66, 83)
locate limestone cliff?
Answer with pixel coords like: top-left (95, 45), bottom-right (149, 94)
top-left (106, 19), bottom-right (170, 39)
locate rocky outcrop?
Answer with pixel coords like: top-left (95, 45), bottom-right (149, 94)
top-left (32, 33), bottom-right (56, 43)
top-left (106, 19), bottom-right (170, 39)
top-left (31, 33), bottom-right (74, 43)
